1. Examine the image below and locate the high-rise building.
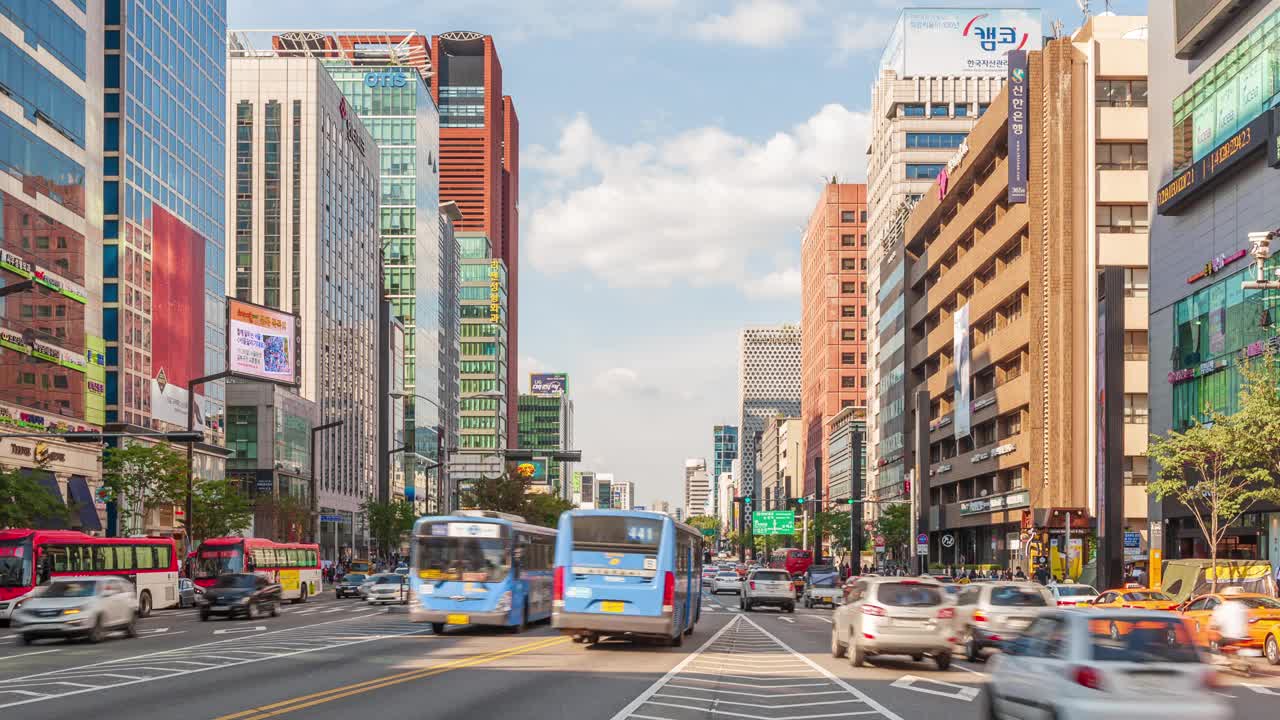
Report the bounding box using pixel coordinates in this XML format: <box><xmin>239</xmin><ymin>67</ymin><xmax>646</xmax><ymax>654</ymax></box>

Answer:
<box><xmin>101</xmin><ymin>0</ymin><xmax>229</xmax><ymax>538</ymax></box>
<box><xmin>1149</xmin><ymin>3</ymin><xmax>1280</xmax><ymax>563</ymax></box>
<box><xmin>517</xmin><ymin>377</ymin><xmax>573</xmax><ymax>494</ymax></box>
<box><xmin>827</xmin><ymin>406</ymin><xmax>866</xmax><ymax>503</ymax></box>
<box><xmin>430</xmin><ymin>31</ymin><xmax>519</xmax><ymax>446</ymax></box>
<box><xmin>737</xmin><ymin>325</ymin><xmax>801</xmax><ymax>498</ymax></box>
<box><xmin>865</xmin><ymin>9</ymin><xmax>1041</xmax><ymax>508</ymax></box>
<box><xmin>900</xmin><ymin>17</ymin><xmax>1149</xmax><ymax>577</ymax></box>
<box><xmin>711</xmin><ymin>424</ymin><xmax>737</xmax><ymax>514</ymax></box>
<box><xmin>611</xmin><ymin>479</ymin><xmax>634</xmax><ymax>511</ymax></box>
<box><xmin>0</xmin><ymin>0</ymin><xmax>106</xmax><ymax>533</ymax></box>
<box><xmin>452</xmin><ymin>232</ymin><xmax>509</xmax><ymax>485</ymax></box>
<box><xmin>717</xmin><ymin>472</ymin><xmax>735</xmax><ymax>532</ymax></box>
<box><xmin>684</xmin><ymin>458</ymin><xmax>710</xmax><ymax>518</ymax></box>
<box><xmin>574</xmin><ymin>470</ymin><xmax>596</xmax><ymax>508</ymax></box>
<box><xmin>223</xmin><ymin>30</ymin><xmax>455</xmax><ymax>514</ymax></box>
<box><xmin>596</xmin><ymin>472</ymin><xmax>614</xmax><ymax>510</ymax></box>
<box><xmin>758</xmin><ymin>416</ymin><xmax>802</xmax><ymax>510</ymax></box>
<box><xmin>225</xmin><ymin>56</ymin><xmax>381</xmax><ymax>559</ymax></box>
<box><xmin>801</xmin><ymin>183</ymin><xmax>868</xmax><ymax>502</ymax></box>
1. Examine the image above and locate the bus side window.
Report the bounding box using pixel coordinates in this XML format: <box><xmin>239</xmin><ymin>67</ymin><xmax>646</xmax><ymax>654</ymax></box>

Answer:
<box><xmin>156</xmin><ymin>545</ymin><xmax>171</xmax><ymax>570</ymax></box>
<box><xmin>136</xmin><ymin>545</ymin><xmax>157</xmax><ymax>570</ymax></box>
<box><xmin>96</xmin><ymin>546</ymin><xmax>113</xmax><ymax>571</ymax></box>
<box><xmin>307</xmin><ymin>550</ymin><xmax>317</xmax><ymax>567</ymax></box>
<box><xmin>115</xmin><ymin>546</ymin><xmax>135</xmax><ymax>571</ymax></box>
<box><xmin>46</xmin><ymin>545</ymin><xmax>70</xmax><ymax>573</ymax></box>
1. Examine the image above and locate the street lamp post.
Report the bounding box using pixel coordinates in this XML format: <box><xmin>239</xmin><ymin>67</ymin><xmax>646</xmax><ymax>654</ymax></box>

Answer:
<box><xmin>309</xmin><ymin>419</ymin><xmax>344</xmax><ymax>546</ymax></box>
<box><xmin>184</xmin><ymin>371</ymin><xmax>230</xmax><ymax>555</ymax></box>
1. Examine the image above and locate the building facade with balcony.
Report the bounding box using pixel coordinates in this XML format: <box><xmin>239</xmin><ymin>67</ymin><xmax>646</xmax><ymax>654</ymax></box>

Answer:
<box><xmin>1149</xmin><ymin>2</ymin><xmax>1280</xmax><ymax>568</ymax></box>
<box><xmin>903</xmin><ymin>18</ymin><xmax>1150</xmax><ymax>572</ymax></box>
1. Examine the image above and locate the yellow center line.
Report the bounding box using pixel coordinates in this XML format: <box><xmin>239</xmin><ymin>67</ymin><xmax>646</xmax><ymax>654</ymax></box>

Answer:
<box><xmin>212</xmin><ymin>635</ymin><xmax>570</xmax><ymax>720</ymax></box>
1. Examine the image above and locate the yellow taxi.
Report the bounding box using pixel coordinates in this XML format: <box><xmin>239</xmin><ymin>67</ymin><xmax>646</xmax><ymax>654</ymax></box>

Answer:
<box><xmin>1091</xmin><ymin>584</ymin><xmax>1180</xmax><ymax>611</ymax></box>
<box><xmin>1179</xmin><ymin>588</ymin><xmax>1280</xmax><ymax>664</ymax></box>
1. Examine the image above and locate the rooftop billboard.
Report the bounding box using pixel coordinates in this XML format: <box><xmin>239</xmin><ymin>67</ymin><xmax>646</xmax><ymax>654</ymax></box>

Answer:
<box><xmin>227</xmin><ymin>298</ymin><xmax>300</xmax><ymax>386</ymax></box>
<box><xmin>880</xmin><ymin>8</ymin><xmax>1042</xmax><ymax>78</ymax></box>
<box><xmin>530</xmin><ymin>372</ymin><xmax>568</xmax><ymax>395</ymax></box>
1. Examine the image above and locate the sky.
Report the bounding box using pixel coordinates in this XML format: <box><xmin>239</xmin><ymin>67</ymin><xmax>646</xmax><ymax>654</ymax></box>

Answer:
<box><xmin>228</xmin><ymin>0</ymin><xmax>1149</xmax><ymax>511</ymax></box>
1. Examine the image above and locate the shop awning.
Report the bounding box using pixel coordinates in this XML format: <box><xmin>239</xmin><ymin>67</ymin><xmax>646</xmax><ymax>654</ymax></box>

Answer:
<box><xmin>67</xmin><ymin>476</ymin><xmax>102</xmax><ymax>531</ymax></box>
<box><xmin>33</xmin><ymin>472</ymin><xmax>69</xmax><ymax>530</ymax></box>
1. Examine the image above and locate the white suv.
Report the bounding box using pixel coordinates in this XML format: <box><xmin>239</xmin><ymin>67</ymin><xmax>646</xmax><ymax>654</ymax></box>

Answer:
<box><xmin>832</xmin><ymin>577</ymin><xmax>955</xmax><ymax>670</ymax></box>
<box><xmin>741</xmin><ymin>569</ymin><xmax>795</xmax><ymax>612</ymax></box>
<box><xmin>11</xmin><ymin>577</ymin><xmax>139</xmax><ymax>645</ymax></box>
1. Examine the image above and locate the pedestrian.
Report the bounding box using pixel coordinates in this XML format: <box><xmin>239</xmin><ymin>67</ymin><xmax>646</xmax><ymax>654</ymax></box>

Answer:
<box><xmin>1133</xmin><ymin>564</ymin><xmax>1147</xmax><ymax>587</ymax></box>
<box><xmin>1014</xmin><ymin>566</ymin><xmax>1026</xmax><ymax>580</ymax></box>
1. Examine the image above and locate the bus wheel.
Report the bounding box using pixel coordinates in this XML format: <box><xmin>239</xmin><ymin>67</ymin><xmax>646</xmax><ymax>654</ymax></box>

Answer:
<box><xmin>293</xmin><ymin>585</ymin><xmax>309</xmax><ymax>605</ymax></box>
<box><xmin>430</xmin><ymin>622</ymin><xmax>445</xmax><ymax>635</ymax></box>
<box><xmin>138</xmin><ymin>591</ymin><xmax>152</xmax><ymax>618</ymax></box>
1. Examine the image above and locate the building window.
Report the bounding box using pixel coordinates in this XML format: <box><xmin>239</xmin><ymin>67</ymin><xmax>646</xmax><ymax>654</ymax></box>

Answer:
<box><xmin>1123</xmin><ymin>330</ymin><xmax>1148</xmax><ymax>360</ymax></box>
<box><xmin>906</xmin><ymin>163</ymin><xmax>946</xmax><ymax>180</ymax></box>
<box><xmin>262</xmin><ymin>100</ymin><xmax>282</xmax><ymax>309</ymax></box>
<box><xmin>841</xmin><ymin>258</ymin><xmax>857</xmax><ymax>270</ymax></box>
<box><xmin>841</xmin><ymin>281</ymin><xmax>857</xmax><ymax>293</ymax></box>
<box><xmin>1123</xmin><ymin>394</ymin><xmax>1148</xmax><ymax>424</ymax></box>
<box><xmin>841</xmin><ymin>352</ymin><xmax>856</xmax><ymax>365</ymax></box>
<box><xmin>841</xmin><ymin>211</ymin><xmax>857</xmax><ymax>222</ymax></box>
<box><xmin>906</xmin><ymin>132</ymin><xmax>969</xmax><ymax>149</ymax></box>
<box><xmin>291</xmin><ymin>100</ymin><xmax>302</xmax><ymax>311</ymax></box>
<box><xmin>1097</xmin><ymin>204</ymin><xmax>1149</xmax><ymax>234</ymax></box>
<box><xmin>841</xmin><ymin>329</ymin><xmax>856</xmax><ymax>341</ymax></box>
<box><xmin>978</xmin><ymin>103</ymin><xmax>990</xmax><ymax>116</ymax></box>
<box><xmin>234</xmin><ymin>101</ymin><xmax>253</xmax><ymax>301</ymax></box>
<box><xmin>1123</xmin><ymin>456</ymin><xmax>1149</xmax><ymax>485</ymax></box>
<box><xmin>955</xmin><ymin>104</ymin><xmax>970</xmax><ymax>117</ymax></box>
<box><xmin>930</xmin><ymin>105</ymin><xmax>949</xmax><ymax>117</ymax></box>
<box><xmin>861</xmin><ymin>258</ymin><xmax>867</xmax><ymax>270</ymax></box>
<box><xmin>1096</xmin><ymin>79</ymin><xmax>1148</xmax><ymax>107</ymax></box>
<box><xmin>902</xmin><ymin>104</ymin><xmax>926</xmax><ymax>117</ymax></box>
<box><xmin>861</xmin><ymin>211</ymin><xmax>866</xmax><ymax>223</ymax></box>
<box><xmin>841</xmin><ymin>376</ymin><xmax>857</xmax><ymax>388</ymax></box>
<box><xmin>1123</xmin><ymin>268</ymin><xmax>1149</xmax><ymax>298</ymax></box>
<box><xmin>1096</xmin><ymin>142</ymin><xmax>1148</xmax><ymax>170</ymax></box>
<box><xmin>841</xmin><ymin>234</ymin><xmax>856</xmax><ymax>246</ymax></box>
<box><xmin>841</xmin><ymin>306</ymin><xmax>857</xmax><ymax>318</ymax></box>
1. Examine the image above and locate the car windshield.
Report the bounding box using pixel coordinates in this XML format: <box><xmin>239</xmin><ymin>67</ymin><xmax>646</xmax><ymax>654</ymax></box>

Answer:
<box><xmin>0</xmin><ymin>538</ymin><xmax>32</xmax><ymax>588</ymax></box>
<box><xmin>809</xmin><ymin>573</ymin><xmax>838</xmax><ymax>588</ymax></box>
<box><xmin>371</xmin><ymin>574</ymin><xmax>401</xmax><ymax>584</ymax></box>
<box><xmin>877</xmin><ymin>582</ymin><xmax>943</xmax><ymax>607</ymax></box>
<box><xmin>213</xmin><ymin>575</ymin><xmax>256</xmax><ymax>589</ymax></box>
<box><xmin>342</xmin><ymin>574</ymin><xmax>366</xmax><ymax>583</ymax></box>
<box><xmin>1239</xmin><ymin>596</ymin><xmax>1280</xmax><ymax>609</ymax></box>
<box><xmin>43</xmin><ymin>580</ymin><xmax>98</xmax><ymax>598</ymax></box>
<box><xmin>990</xmin><ymin>587</ymin><xmax>1048</xmax><ymax>606</ymax></box>
<box><xmin>1088</xmin><ymin>618</ymin><xmax>1200</xmax><ymax>664</ymax></box>
<box><xmin>195</xmin><ymin>545</ymin><xmax>244</xmax><ymax>579</ymax></box>
<box><xmin>416</xmin><ymin>536</ymin><xmax>510</xmax><ymax>583</ymax></box>
<box><xmin>1055</xmin><ymin>586</ymin><xmax>1098</xmax><ymax>597</ymax></box>
<box><xmin>1123</xmin><ymin>591</ymin><xmax>1172</xmax><ymax>602</ymax></box>
<box><xmin>717</xmin><ymin>573</ymin><xmax>738</xmax><ymax>579</ymax></box>
<box><xmin>754</xmin><ymin>571</ymin><xmax>790</xmax><ymax>582</ymax></box>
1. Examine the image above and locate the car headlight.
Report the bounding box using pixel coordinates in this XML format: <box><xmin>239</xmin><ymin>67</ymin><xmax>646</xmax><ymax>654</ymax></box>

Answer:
<box><xmin>236</xmin><ymin>596</ymin><xmax>251</xmax><ymax>604</ymax></box>
<box><xmin>62</xmin><ymin>607</ymin><xmax>82</xmax><ymax>615</ymax></box>
<box><xmin>495</xmin><ymin>591</ymin><xmax>512</xmax><ymax>612</ymax></box>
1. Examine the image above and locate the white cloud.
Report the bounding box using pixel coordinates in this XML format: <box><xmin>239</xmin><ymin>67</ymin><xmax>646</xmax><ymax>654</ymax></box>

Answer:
<box><xmin>742</xmin><ymin>266</ymin><xmax>801</xmax><ymax>299</ymax></box>
<box><xmin>593</xmin><ymin>367</ymin><xmax>662</xmax><ymax>399</ymax></box>
<box><xmin>692</xmin><ymin>0</ymin><xmax>808</xmax><ymax>48</ymax></box>
<box><xmin>526</xmin><ymin>104</ymin><xmax>870</xmax><ymax>294</ymax></box>
<box><xmin>833</xmin><ymin>15</ymin><xmax>897</xmax><ymax>58</ymax></box>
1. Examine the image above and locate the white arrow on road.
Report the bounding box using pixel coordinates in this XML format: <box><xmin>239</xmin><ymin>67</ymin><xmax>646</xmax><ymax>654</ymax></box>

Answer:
<box><xmin>138</xmin><ymin>627</ymin><xmax>169</xmax><ymax>634</ymax></box>
<box><xmin>212</xmin><ymin>625</ymin><xmax>267</xmax><ymax>635</ymax></box>
<box><xmin>779</xmin><ymin>616</ymin><xmax>795</xmax><ymax>623</ymax></box>
<box><xmin>891</xmin><ymin>675</ymin><xmax>980</xmax><ymax>701</ymax></box>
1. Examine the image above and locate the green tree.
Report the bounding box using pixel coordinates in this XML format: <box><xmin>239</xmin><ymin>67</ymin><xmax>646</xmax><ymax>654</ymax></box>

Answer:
<box><xmin>362</xmin><ymin>498</ymin><xmax>417</xmax><ymax>559</ymax></box>
<box><xmin>523</xmin><ymin>492</ymin><xmax>575</xmax><ymax>528</ymax></box>
<box><xmin>102</xmin><ymin>442</ymin><xmax>187</xmax><ymax>536</ymax></box>
<box><xmin>184</xmin><ymin>479</ymin><xmax>252</xmax><ymax>543</ymax></box>
<box><xmin>1148</xmin><ymin>357</ymin><xmax>1280</xmax><ymax>588</ymax></box>
<box><xmin>256</xmin><ymin>492</ymin><xmax>312</xmax><ymax>543</ymax></box>
<box><xmin>876</xmin><ymin>503</ymin><xmax>911</xmax><ymax>560</ymax></box>
<box><xmin>0</xmin><ymin>464</ymin><xmax>69</xmax><ymax>529</ymax></box>
<box><xmin>814</xmin><ymin>510</ymin><xmax>851</xmax><ymax>553</ymax></box>
<box><xmin>685</xmin><ymin>515</ymin><xmax>719</xmax><ymax>537</ymax></box>
<box><xmin>459</xmin><ymin>468</ymin><xmax>530</xmax><ymax>514</ymax></box>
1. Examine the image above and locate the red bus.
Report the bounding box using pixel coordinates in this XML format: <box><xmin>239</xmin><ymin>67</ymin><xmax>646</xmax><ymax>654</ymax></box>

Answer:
<box><xmin>769</xmin><ymin>548</ymin><xmax>814</xmax><ymax>576</ymax></box>
<box><xmin>0</xmin><ymin>529</ymin><xmax>180</xmax><ymax>620</ymax></box>
<box><xmin>194</xmin><ymin>537</ymin><xmax>322</xmax><ymax>602</ymax></box>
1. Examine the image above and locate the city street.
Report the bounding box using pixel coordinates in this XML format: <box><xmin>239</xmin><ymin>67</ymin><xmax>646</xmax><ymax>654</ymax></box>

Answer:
<box><xmin>2</xmin><ymin>590</ymin><xmax>1276</xmax><ymax>719</ymax></box>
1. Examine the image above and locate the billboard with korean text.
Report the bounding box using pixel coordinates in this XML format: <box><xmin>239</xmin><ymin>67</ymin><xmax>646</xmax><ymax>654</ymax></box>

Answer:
<box><xmin>880</xmin><ymin>9</ymin><xmax>1042</xmax><ymax>78</ymax></box>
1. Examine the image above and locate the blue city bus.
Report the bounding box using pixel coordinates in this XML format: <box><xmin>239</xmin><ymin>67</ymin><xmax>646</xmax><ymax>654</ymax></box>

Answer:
<box><xmin>408</xmin><ymin>511</ymin><xmax>556</xmax><ymax>634</ymax></box>
<box><xmin>552</xmin><ymin>509</ymin><xmax>702</xmax><ymax>646</ymax></box>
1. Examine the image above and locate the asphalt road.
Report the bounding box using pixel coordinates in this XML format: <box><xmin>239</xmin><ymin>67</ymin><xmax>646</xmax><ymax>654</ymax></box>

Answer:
<box><xmin>1</xmin><ymin>590</ymin><xmax>1275</xmax><ymax>719</ymax></box>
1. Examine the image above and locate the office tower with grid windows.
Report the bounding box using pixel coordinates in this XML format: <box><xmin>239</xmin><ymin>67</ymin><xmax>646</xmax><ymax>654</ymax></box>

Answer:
<box><xmin>711</xmin><ymin>424</ymin><xmax>736</xmax><ymax>515</ymax></box>
<box><xmin>517</xmin><ymin>382</ymin><xmax>573</xmax><ymax>494</ymax></box>
<box><xmin>0</xmin><ymin>0</ymin><xmax>107</xmax><ymax>532</ymax></box>
<box><xmin>430</xmin><ymin>31</ymin><xmax>519</xmax><ymax>448</ymax></box>
<box><xmin>684</xmin><ymin>458</ymin><xmax>710</xmax><ymax>518</ymax></box>
<box><xmin>737</xmin><ymin>325</ymin><xmax>801</xmax><ymax>499</ymax></box>
<box><xmin>225</xmin><ymin>56</ymin><xmax>381</xmax><ymax>557</ymax></box>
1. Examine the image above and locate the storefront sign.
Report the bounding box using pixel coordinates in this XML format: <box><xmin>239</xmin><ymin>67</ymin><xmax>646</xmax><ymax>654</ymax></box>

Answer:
<box><xmin>363</xmin><ymin>70</ymin><xmax>408</xmax><ymax>88</ymax></box>
<box><xmin>1168</xmin><ymin>357</ymin><xmax>1229</xmax><ymax>384</ymax></box>
<box><xmin>0</xmin><ymin>323</ymin><xmax>87</xmax><ymax>373</ymax></box>
<box><xmin>0</xmin><ymin>402</ymin><xmax>91</xmax><ymax>435</ymax></box>
<box><xmin>489</xmin><ymin>260</ymin><xmax>501</xmax><ymax>324</ymax></box>
<box><xmin>937</xmin><ymin>463</ymin><xmax>952</xmax><ymax>473</ymax></box>
<box><xmin>971</xmin><ymin>451</ymin><xmax>990</xmax><ymax>463</ymax></box>
<box><xmin>960</xmin><ymin>490</ymin><xmax>1030</xmax><ymax>516</ymax></box>
<box><xmin>991</xmin><ymin>443</ymin><xmax>1015</xmax><ymax>457</ymax></box>
<box><xmin>336</xmin><ymin>98</ymin><xmax>367</xmax><ymax>156</ymax></box>
<box><xmin>1241</xmin><ymin>334</ymin><xmax>1280</xmax><ymax>360</ymax></box>
<box><xmin>1158</xmin><ymin>110</ymin><xmax>1273</xmax><ymax>215</ymax></box>
<box><xmin>0</xmin><ymin>250</ymin><xmax>86</xmax><ymax>304</ymax></box>
<box><xmin>1187</xmin><ymin>248</ymin><xmax>1248</xmax><ymax>283</ymax></box>
<box><xmin>1006</xmin><ymin>50</ymin><xmax>1029</xmax><ymax>204</ymax></box>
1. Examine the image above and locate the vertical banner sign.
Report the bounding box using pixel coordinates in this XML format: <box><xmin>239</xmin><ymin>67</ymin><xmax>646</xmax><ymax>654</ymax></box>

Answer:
<box><xmin>953</xmin><ymin>303</ymin><xmax>971</xmax><ymax>439</ymax></box>
<box><xmin>1007</xmin><ymin>50</ymin><xmax>1029</xmax><ymax>204</ymax></box>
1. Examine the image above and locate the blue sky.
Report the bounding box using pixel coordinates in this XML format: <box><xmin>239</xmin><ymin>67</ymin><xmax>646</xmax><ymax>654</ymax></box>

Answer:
<box><xmin>229</xmin><ymin>0</ymin><xmax>1149</xmax><ymax>510</ymax></box>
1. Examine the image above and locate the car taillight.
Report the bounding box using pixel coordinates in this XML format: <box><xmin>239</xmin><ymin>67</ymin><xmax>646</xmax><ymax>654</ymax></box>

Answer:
<box><xmin>553</xmin><ymin>566</ymin><xmax>565</xmax><ymax>606</ymax></box>
<box><xmin>1058</xmin><ymin>600</ymin><xmax>1074</xmax><ymax>606</ymax></box>
<box><xmin>1121</xmin><ymin>604</ymin><xmax>1134</xmax><ymax>609</ymax></box>
<box><xmin>973</xmin><ymin>610</ymin><xmax>988</xmax><ymax>623</ymax></box>
<box><xmin>938</xmin><ymin>607</ymin><xmax>955</xmax><ymax>619</ymax></box>
<box><xmin>862</xmin><ymin>604</ymin><xmax>886</xmax><ymax>617</ymax></box>
<box><xmin>749</xmin><ymin>581</ymin><xmax>756</xmax><ymax>590</ymax></box>
<box><xmin>1073</xmin><ymin>666</ymin><xmax>1106</xmax><ymax>691</ymax></box>
<box><xmin>662</xmin><ymin>571</ymin><xmax>675</xmax><ymax>613</ymax></box>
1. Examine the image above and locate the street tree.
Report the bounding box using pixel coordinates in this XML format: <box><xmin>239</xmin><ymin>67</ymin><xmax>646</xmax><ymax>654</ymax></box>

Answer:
<box><xmin>184</xmin><ymin>479</ymin><xmax>252</xmax><ymax>543</ymax></box>
<box><xmin>256</xmin><ymin>492</ymin><xmax>311</xmax><ymax>542</ymax></box>
<box><xmin>459</xmin><ymin>468</ymin><xmax>529</xmax><ymax>515</ymax></box>
<box><xmin>875</xmin><ymin>503</ymin><xmax>911</xmax><ymax>561</ymax></box>
<box><xmin>523</xmin><ymin>492</ymin><xmax>574</xmax><ymax>528</ymax></box>
<box><xmin>362</xmin><ymin>498</ymin><xmax>417</xmax><ymax>560</ymax></box>
<box><xmin>1148</xmin><ymin>357</ymin><xmax>1280</xmax><ymax>588</ymax></box>
<box><xmin>102</xmin><ymin>442</ymin><xmax>187</xmax><ymax>536</ymax></box>
<box><xmin>0</xmin><ymin>464</ymin><xmax>69</xmax><ymax>529</ymax></box>
<box><xmin>684</xmin><ymin>515</ymin><xmax>718</xmax><ymax>537</ymax></box>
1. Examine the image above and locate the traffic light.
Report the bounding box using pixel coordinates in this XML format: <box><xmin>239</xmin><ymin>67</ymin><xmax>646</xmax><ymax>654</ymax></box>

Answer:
<box><xmin>743</xmin><ymin>495</ymin><xmax>753</xmax><ymax>507</ymax></box>
<box><xmin>846</xmin><ymin>498</ymin><xmax>856</xmax><ymax>505</ymax></box>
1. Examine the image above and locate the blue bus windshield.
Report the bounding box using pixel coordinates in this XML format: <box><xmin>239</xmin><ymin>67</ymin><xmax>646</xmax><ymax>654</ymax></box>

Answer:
<box><xmin>570</xmin><ymin>516</ymin><xmax>662</xmax><ymax>552</ymax></box>
<box><xmin>416</xmin><ymin>536</ymin><xmax>509</xmax><ymax>583</ymax></box>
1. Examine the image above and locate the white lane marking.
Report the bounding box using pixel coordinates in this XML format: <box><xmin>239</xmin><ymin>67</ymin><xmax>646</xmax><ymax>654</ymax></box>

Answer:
<box><xmin>738</xmin><ymin>614</ymin><xmax>907</xmax><ymax>720</ymax></box>
<box><xmin>1244</xmin><ymin>683</ymin><xmax>1280</xmax><ymax>695</ymax></box>
<box><xmin>804</xmin><ymin>615</ymin><xmax>833</xmax><ymax>624</ymax></box>
<box><xmin>0</xmin><ymin>649</ymin><xmax>61</xmax><ymax>662</ymax></box>
<box><xmin>212</xmin><ymin>625</ymin><xmax>267</xmax><ymax>635</ymax></box>
<box><xmin>138</xmin><ymin>627</ymin><xmax>169</xmax><ymax>634</ymax></box>
<box><xmin>779</xmin><ymin>617</ymin><xmax>796</xmax><ymax>623</ymax></box>
<box><xmin>137</xmin><ymin>631</ymin><xmax>187</xmax><ymax>641</ymax></box>
<box><xmin>890</xmin><ymin>675</ymin><xmax>981</xmax><ymax>701</ymax></box>
<box><xmin>951</xmin><ymin>661</ymin><xmax>986</xmax><ymax>676</ymax></box>
<box><xmin>606</xmin><ymin>616</ymin><xmax>742</xmax><ymax>720</ymax></box>
<box><xmin>0</xmin><ymin>634</ymin><xmax>17</xmax><ymax>640</ymax></box>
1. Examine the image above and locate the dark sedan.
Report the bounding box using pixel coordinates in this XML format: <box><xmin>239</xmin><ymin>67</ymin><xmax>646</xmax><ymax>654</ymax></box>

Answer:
<box><xmin>199</xmin><ymin>573</ymin><xmax>281</xmax><ymax>620</ymax></box>
<box><xmin>335</xmin><ymin>573</ymin><xmax>367</xmax><ymax>599</ymax></box>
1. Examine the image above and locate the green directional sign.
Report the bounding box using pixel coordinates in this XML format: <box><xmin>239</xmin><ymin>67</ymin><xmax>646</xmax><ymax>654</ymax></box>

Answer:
<box><xmin>752</xmin><ymin>510</ymin><xmax>796</xmax><ymax>536</ymax></box>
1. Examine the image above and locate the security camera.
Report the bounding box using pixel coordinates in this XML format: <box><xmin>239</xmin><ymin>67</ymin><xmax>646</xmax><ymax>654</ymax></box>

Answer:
<box><xmin>1250</xmin><ymin>231</ymin><xmax>1273</xmax><ymax>261</ymax></box>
